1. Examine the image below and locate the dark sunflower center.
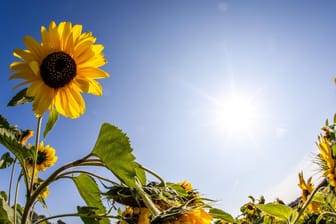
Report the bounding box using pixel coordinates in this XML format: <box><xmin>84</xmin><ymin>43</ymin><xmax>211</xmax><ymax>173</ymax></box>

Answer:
<box><xmin>36</xmin><ymin>151</ymin><xmax>47</xmax><ymax>165</ymax></box>
<box><xmin>40</xmin><ymin>51</ymin><xmax>77</xmax><ymax>88</ymax></box>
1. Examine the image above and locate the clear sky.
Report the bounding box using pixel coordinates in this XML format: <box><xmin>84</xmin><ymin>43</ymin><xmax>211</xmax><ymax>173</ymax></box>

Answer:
<box><xmin>1</xmin><ymin>0</ymin><xmax>336</xmax><ymax>220</ymax></box>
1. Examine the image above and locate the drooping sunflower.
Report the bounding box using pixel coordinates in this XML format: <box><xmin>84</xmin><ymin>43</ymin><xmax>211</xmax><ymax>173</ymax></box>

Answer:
<box><xmin>26</xmin><ymin>142</ymin><xmax>58</xmax><ymax>171</ymax></box>
<box><xmin>118</xmin><ymin>207</ymin><xmax>151</xmax><ymax>224</ymax></box>
<box><xmin>297</xmin><ymin>172</ymin><xmax>320</xmax><ymax>213</ymax></box>
<box><xmin>10</xmin><ymin>21</ymin><xmax>109</xmax><ymax>118</ymax></box>
<box><xmin>163</xmin><ymin>209</ymin><xmax>212</xmax><ymax>224</ymax></box>
<box><xmin>316</xmin><ymin>135</ymin><xmax>336</xmax><ymax>187</ymax></box>
<box><xmin>178</xmin><ymin>180</ymin><xmax>193</xmax><ymax>192</ymax></box>
<box><xmin>298</xmin><ymin>171</ymin><xmax>314</xmax><ymax>202</ymax></box>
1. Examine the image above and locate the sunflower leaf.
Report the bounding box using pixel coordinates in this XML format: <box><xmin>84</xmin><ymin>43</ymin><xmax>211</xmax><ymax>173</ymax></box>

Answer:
<box><xmin>73</xmin><ymin>174</ymin><xmax>109</xmax><ymax>224</ymax></box>
<box><xmin>0</xmin><ymin>114</ymin><xmax>33</xmax><ymax>166</ymax></box>
<box><xmin>7</xmin><ymin>88</ymin><xmax>34</xmax><ymax>107</ymax></box>
<box><xmin>0</xmin><ymin>152</ymin><xmax>14</xmax><ymax>169</ymax></box>
<box><xmin>91</xmin><ymin>123</ymin><xmax>146</xmax><ymax>188</ymax></box>
<box><xmin>43</xmin><ymin>110</ymin><xmax>58</xmax><ymax>139</ymax></box>
<box><xmin>256</xmin><ymin>203</ymin><xmax>292</xmax><ymax>221</ymax></box>
<box><xmin>209</xmin><ymin>208</ymin><xmax>237</xmax><ymax>223</ymax></box>
<box><xmin>0</xmin><ymin>193</ymin><xmax>26</xmax><ymax>224</ymax></box>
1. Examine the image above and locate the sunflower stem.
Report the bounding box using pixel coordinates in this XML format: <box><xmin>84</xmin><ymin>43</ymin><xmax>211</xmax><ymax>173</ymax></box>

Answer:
<box><xmin>21</xmin><ymin>154</ymin><xmax>91</xmax><ymax>224</ymax></box>
<box><xmin>291</xmin><ymin>183</ymin><xmax>324</xmax><ymax>224</ymax></box>
<box><xmin>29</xmin><ymin>116</ymin><xmax>42</xmax><ymax>194</ymax></box>
<box><xmin>8</xmin><ymin>158</ymin><xmax>17</xmax><ymax>205</ymax></box>
<box><xmin>13</xmin><ymin>173</ymin><xmax>22</xmax><ymax>224</ymax></box>
<box><xmin>134</xmin><ymin>176</ymin><xmax>161</xmax><ymax>217</ymax></box>
<box><xmin>32</xmin><ymin>212</ymin><xmax>118</xmax><ymax>224</ymax></box>
<box><xmin>137</xmin><ymin>163</ymin><xmax>166</xmax><ymax>187</ymax></box>
<box><xmin>57</xmin><ymin>170</ymin><xmax>119</xmax><ymax>185</ymax></box>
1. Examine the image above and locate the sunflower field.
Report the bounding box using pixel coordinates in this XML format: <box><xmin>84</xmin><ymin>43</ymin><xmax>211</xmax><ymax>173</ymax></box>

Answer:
<box><xmin>2</xmin><ymin>21</ymin><xmax>336</xmax><ymax>224</ymax></box>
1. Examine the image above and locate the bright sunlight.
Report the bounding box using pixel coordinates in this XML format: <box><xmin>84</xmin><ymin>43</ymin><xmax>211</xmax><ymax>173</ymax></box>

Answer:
<box><xmin>209</xmin><ymin>88</ymin><xmax>265</xmax><ymax>139</ymax></box>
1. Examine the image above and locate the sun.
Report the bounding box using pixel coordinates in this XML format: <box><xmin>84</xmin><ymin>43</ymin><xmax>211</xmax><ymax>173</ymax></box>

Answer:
<box><xmin>185</xmin><ymin>80</ymin><xmax>265</xmax><ymax>139</ymax></box>
<box><xmin>215</xmin><ymin>93</ymin><xmax>259</xmax><ymax>135</ymax></box>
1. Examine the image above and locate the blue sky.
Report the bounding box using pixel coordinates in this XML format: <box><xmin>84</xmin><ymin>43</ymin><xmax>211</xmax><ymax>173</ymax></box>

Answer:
<box><xmin>1</xmin><ymin>0</ymin><xmax>336</xmax><ymax>220</ymax></box>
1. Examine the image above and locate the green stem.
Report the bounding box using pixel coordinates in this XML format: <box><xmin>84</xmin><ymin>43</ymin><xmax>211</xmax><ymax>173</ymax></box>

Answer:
<box><xmin>13</xmin><ymin>174</ymin><xmax>22</xmax><ymax>224</ymax></box>
<box><xmin>29</xmin><ymin>116</ymin><xmax>42</xmax><ymax>194</ymax></box>
<box><xmin>137</xmin><ymin>163</ymin><xmax>166</xmax><ymax>187</ymax></box>
<box><xmin>57</xmin><ymin>170</ymin><xmax>119</xmax><ymax>185</ymax></box>
<box><xmin>8</xmin><ymin>158</ymin><xmax>17</xmax><ymax>205</ymax></box>
<box><xmin>319</xmin><ymin>211</ymin><xmax>336</xmax><ymax>220</ymax></box>
<box><xmin>32</xmin><ymin>212</ymin><xmax>118</xmax><ymax>224</ymax></box>
<box><xmin>21</xmin><ymin>154</ymin><xmax>91</xmax><ymax>224</ymax></box>
<box><xmin>134</xmin><ymin>176</ymin><xmax>161</xmax><ymax>217</ymax></box>
<box><xmin>291</xmin><ymin>184</ymin><xmax>324</xmax><ymax>224</ymax></box>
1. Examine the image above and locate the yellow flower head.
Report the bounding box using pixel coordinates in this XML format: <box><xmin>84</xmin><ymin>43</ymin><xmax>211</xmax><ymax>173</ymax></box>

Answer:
<box><xmin>297</xmin><ymin>172</ymin><xmax>314</xmax><ymax>202</ymax></box>
<box><xmin>178</xmin><ymin>180</ymin><xmax>193</xmax><ymax>192</ymax></box>
<box><xmin>317</xmin><ymin>135</ymin><xmax>336</xmax><ymax>187</ymax></box>
<box><xmin>27</xmin><ymin>142</ymin><xmax>58</xmax><ymax>171</ymax></box>
<box><xmin>20</xmin><ymin>129</ymin><xmax>34</xmax><ymax>145</ymax></box>
<box><xmin>10</xmin><ymin>21</ymin><xmax>109</xmax><ymax>118</ymax></box>
<box><xmin>119</xmin><ymin>207</ymin><xmax>151</xmax><ymax>224</ymax></box>
<box><xmin>40</xmin><ymin>186</ymin><xmax>49</xmax><ymax>200</ymax></box>
<box><xmin>164</xmin><ymin>209</ymin><xmax>212</xmax><ymax>224</ymax></box>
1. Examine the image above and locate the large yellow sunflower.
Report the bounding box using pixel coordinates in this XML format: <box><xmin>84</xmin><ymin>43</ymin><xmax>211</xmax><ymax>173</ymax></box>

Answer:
<box><xmin>10</xmin><ymin>21</ymin><xmax>109</xmax><ymax>118</ymax></box>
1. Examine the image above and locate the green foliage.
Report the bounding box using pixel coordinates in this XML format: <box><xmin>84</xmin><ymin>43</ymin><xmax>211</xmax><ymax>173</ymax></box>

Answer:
<box><xmin>7</xmin><ymin>88</ymin><xmax>34</xmax><ymax>107</ymax></box>
<box><xmin>77</xmin><ymin>206</ymin><xmax>102</xmax><ymax>224</ymax></box>
<box><xmin>0</xmin><ymin>193</ymin><xmax>25</xmax><ymax>224</ymax></box>
<box><xmin>209</xmin><ymin>208</ymin><xmax>237</xmax><ymax>223</ymax></box>
<box><xmin>91</xmin><ymin>123</ymin><xmax>146</xmax><ymax>188</ymax></box>
<box><xmin>43</xmin><ymin>110</ymin><xmax>58</xmax><ymax>139</ymax></box>
<box><xmin>73</xmin><ymin>174</ymin><xmax>110</xmax><ymax>224</ymax></box>
<box><xmin>0</xmin><ymin>114</ymin><xmax>33</xmax><ymax>166</ymax></box>
<box><xmin>0</xmin><ymin>152</ymin><xmax>14</xmax><ymax>169</ymax></box>
<box><xmin>104</xmin><ymin>181</ymin><xmax>188</xmax><ymax>209</ymax></box>
<box><xmin>256</xmin><ymin>203</ymin><xmax>292</xmax><ymax>221</ymax></box>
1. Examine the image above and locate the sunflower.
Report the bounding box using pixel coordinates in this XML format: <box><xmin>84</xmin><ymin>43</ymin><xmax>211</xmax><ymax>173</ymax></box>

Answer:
<box><xmin>119</xmin><ymin>207</ymin><xmax>151</xmax><ymax>224</ymax></box>
<box><xmin>40</xmin><ymin>185</ymin><xmax>49</xmax><ymax>200</ymax></box>
<box><xmin>10</xmin><ymin>21</ymin><xmax>109</xmax><ymax>118</ymax></box>
<box><xmin>163</xmin><ymin>209</ymin><xmax>212</xmax><ymax>224</ymax></box>
<box><xmin>178</xmin><ymin>180</ymin><xmax>193</xmax><ymax>192</ymax></box>
<box><xmin>316</xmin><ymin>135</ymin><xmax>336</xmax><ymax>187</ymax></box>
<box><xmin>297</xmin><ymin>172</ymin><xmax>321</xmax><ymax>213</ymax></box>
<box><xmin>18</xmin><ymin>129</ymin><xmax>34</xmax><ymax>145</ymax></box>
<box><xmin>298</xmin><ymin>172</ymin><xmax>314</xmax><ymax>202</ymax></box>
<box><xmin>26</xmin><ymin>142</ymin><xmax>58</xmax><ymax>171</ymax></box>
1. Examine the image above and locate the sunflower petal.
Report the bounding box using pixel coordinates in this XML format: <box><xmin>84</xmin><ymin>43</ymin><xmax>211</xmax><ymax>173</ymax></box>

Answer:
<box><xmin>32</xmin><ymin>86</ymin><xmax>54</xmax><ymax>116</ymax></box>
<box><xmin>23</xmin><ymin>36</ymin><xmax>42</xmax><ymax>61</ymax></box>
<box><xmin>77</xmin><ymin>67</ymin><xmax>109</xmax><ymax>79</ymax></box>
<box><xmin>74</xmin><ymin>78</ymin><xmax>102</xmax><ymax>96</ymax></box>
<box><xmin>55</xmin><ymin>86</ymin><xmax>85</xmax><ymax>118</ymax></box>
<box><xmin>29</xmin><ymin>61</ymin><xmax>40</xmax><ymax>76</ymax></box>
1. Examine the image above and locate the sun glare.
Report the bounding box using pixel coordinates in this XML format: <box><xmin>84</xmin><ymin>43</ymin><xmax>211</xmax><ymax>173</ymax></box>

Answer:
<box><xmin>186</xmin><ymin>81</ymin><xmax>264</xmax><ymax>139</ymax></box>
<box><xmin>216</xmin><ymin>95</ymin><xmax>258</xmax><ymax>135</ymax></box>
<box><xmin>205</xmin><ymin>87</ymin><xmax>265</xmax><ymax>140</ymax></box>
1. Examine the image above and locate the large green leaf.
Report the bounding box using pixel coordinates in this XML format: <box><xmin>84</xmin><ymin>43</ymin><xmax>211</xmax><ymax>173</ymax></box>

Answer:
<box><xmin>0</xmin><ymin>193</ymin><xmax>25</xmax><ymax>224</ymax></box>
<box><xmin>256</xmin><ymin>203</ymin><xmax>292</xmax><ymax>221</ymax></box>
<box><xmin>43</xmin><ymin>110</ymin><xmax>58</xmax><ymax>139</ymax></box>
<box><xmin>73</xmin><ymin>174</ymin><xmax>109</xmax><ymax>224</ymax></box>
<box><xmin>209</xmin><ymin>208</ymin><xmax>237</xmax><ymax>223</ymax></box>
<box><xmin>7</xmin><ymin>88</ymin><xmax>34</xmax><ymax>107</ymax></box>
<box><xmin>0</xmin><ymin>114</ymin><xmax>33</xmax><ymax>165</ymax></box>
<box><xmin>76</xmin><ymin>206</ymin><xmax>101</xmax><ymax>224</ymax></box>
<box><xmin>91</xmin><ymin>123</ymin><xmax>146</xmax><ymax>188</ymax></box>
